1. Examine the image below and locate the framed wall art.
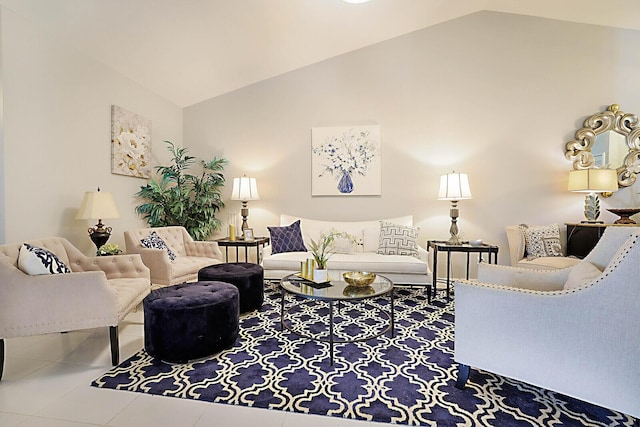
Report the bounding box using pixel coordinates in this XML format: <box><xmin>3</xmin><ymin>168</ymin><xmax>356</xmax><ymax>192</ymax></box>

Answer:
<box><xmin>311</xmin><ymin>125</ymin><xmax>381</xmax><ymax>196</ymax></box>
<box><xmin>111</xmin><ymin>105</ymin><xmax>152</xmax><ymax>178</ymax></box>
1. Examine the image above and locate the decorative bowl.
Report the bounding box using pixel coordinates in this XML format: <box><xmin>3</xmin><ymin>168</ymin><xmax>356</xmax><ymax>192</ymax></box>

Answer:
<box><xmin>607</xmin><ymin>208</ymin><xmax>640</xmax><ymax>224</ymax></box>
<box><xmin>343</xmin><ymin>271</ymin><xmax>376</xmax><ymax>286</ymax></box>
<box><xmin>343</xmin><ymin>284</ymin><xmax>375</xmax><ymax>297</ymax></box>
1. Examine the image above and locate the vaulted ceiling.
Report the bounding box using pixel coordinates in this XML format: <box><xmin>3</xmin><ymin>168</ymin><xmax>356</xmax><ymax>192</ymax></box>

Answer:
<box><xmin>2</xmin><ymin>0</ymin><xmax>639</xmax><ymax>107</ymax></box>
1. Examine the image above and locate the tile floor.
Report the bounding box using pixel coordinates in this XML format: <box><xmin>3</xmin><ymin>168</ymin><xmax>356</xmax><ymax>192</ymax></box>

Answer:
<box><xmin>0</xmin><ymin>308</ymin><xmax>390</xmax><ymax>427</ymax></box>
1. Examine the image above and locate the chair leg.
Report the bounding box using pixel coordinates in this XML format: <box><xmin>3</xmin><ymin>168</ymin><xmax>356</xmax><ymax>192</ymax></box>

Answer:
<box><xmin>455</xmin><ymin>363</ymin><xmax>470</xmax><ymax>389</ymax></box>
<box><xmin>0</xmin><ymin>339</ymin><xmax>4</xmax><ymax>381</ymax></box>
<box><xmin>109</xmin><ymin>326</ymin><xmax>119</xmax><ymax>366</ymax></box>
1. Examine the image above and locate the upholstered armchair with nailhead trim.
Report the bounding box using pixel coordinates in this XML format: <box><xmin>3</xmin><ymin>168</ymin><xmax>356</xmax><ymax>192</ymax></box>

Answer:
<box><xmin>454</xmin><ymin>227</ymin><xmax>640</xmax><ymax>419</ymax></box>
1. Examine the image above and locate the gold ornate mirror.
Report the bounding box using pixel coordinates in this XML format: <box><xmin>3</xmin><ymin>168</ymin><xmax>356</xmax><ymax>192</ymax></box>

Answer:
<box><xmin>565</xmin><ymin>104</ymin><xmax>640</xmax><ymax>187</ymax></box>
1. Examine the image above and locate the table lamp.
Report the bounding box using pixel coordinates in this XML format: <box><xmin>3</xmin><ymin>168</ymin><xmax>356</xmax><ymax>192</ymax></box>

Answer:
<box><xmin>437</xmin><ymin>171</ymin><xmax>472</xmax><ymax>245</ymax></box>
<box><xmin>568</xmin><ymin>168</ymin><xmax>618</xmax><ymax>223</ymax></box>
<box><xmin>231</xmin><ymin>176</ymin><xmax>260</xmax><ymax>233</ymax></box>
<box><xmin>76</xmin><ymin>188</ymin><xmax>121</xmax><ymax>250</ymax></box>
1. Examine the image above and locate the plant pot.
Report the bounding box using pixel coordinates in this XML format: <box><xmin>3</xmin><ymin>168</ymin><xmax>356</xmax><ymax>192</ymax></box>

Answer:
<box><xmin>313</xmin><ymin>268</ymin><xmax>328</xmax><ymax>283</ymax></box>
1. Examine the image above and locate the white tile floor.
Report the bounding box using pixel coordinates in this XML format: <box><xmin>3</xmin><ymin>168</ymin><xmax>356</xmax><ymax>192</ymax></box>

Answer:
<box><xmin>0</xmin><ymin>309</ymin><xmax>390</xmax><ymax>427</ymax></box>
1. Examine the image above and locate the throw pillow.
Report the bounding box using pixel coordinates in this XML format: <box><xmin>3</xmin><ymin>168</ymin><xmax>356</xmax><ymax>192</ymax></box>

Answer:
<box><xmin>268</xmin><ymin>220</ymin><xmax>308</xmax><ymax>254</ymax></box>
<box><xmin>329</xmin><ymin>229</ymin><xmax>358</xmax><ymax>254</ymax></box>
<box><xmin>564</xmin><ymin>261</ymin><xmax>602</xmax><ymax>290</ymax></box>
<box><xmin>18</xmin><ymin>243</ymin><xmax>71</xmax><ymax>275</ymax></box>
<box><xmin>377</xmin><ymin>221</ymin><xmax>420</xmax><ymax>257</ymax></box>
<box><xmin>140</xmin><ymin>231</ymin><xmax>177</xmax><ymax>261</ymax></box>
<box><xmin>519</xmin><ymin>223</ymin><xmax>563</xmax><ymax>259</ymax></box>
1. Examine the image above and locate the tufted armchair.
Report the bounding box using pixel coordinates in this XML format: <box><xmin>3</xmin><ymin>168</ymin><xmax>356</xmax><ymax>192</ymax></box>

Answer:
<box><xmin>0</xmin><ymin>237</ymin><xmax>151</xmax><ymax>380</ymax></box>
<box><xmin>124</xmin><ymin>226</ymin><xmax>223</xmax><ymax>287</ymax></box>
<box><xmin>454</xmin><ymin>227</ymin><xmax>640</xmax><ymax>419</ymax></box>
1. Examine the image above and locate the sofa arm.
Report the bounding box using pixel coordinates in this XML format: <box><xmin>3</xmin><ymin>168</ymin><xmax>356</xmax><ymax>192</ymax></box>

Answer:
<box><xmin>0</xmin><ymin>261</ymin><xmax>120</xmax><ymax>337</ymax></box>
<box><xmin>262</xmin><ymin>244</ymin><xmax>272</xmax><ymax>258</ymax></box>
<box><xmin>136</xmin><ymin>247</ymin><xmax>171</xmax><ymax>277</ymax></box>
<box><xmin>72</xmin><ymin>254</ymin><xmax>150</xmax><ymax>280</ymax></box>
<box><xmin>476</xmin><ymin>263</ymin><xmax>568</xmax><ymax>291</ymax></box>
<box><xmin>184</xmin><ymin>240</ymin><xmax>223</xmax><ymax>259</ymax></box>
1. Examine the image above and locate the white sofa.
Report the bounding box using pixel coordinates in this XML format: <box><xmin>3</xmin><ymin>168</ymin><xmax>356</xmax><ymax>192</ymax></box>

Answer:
<box><xmin>262</xmin><ymin>214</ymin><xmax>431</xmax><ymax>286</ymax></box>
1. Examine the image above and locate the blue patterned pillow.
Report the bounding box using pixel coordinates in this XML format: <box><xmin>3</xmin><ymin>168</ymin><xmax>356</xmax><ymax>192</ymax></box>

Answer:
<box><xmin>268</xmin><ymin>220</ymin><xmax>307</xmax><ymax>255</ymax></box>
<box><xmin>18</xmin><ymin>243</ymin><xmax>71</xmax><ymax>275</ymax></box>
<box><xmin>140</xmin><ymin>231</ymin><xmax>177</xmax><ymax>261</ymax></box>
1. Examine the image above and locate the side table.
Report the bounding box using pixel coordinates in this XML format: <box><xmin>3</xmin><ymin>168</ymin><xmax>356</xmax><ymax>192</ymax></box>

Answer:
<box><xmin>427</xmin><ymin>240</ymin><xmax>499</xmax><ymax>299</ymax></box>
<box><xmin>214</xmin><ymin>237</ymin><xmax>270</xmax><ymax>264</ymax></box>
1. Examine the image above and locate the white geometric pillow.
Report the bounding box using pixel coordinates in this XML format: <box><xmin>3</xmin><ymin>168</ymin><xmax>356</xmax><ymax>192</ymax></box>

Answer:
<box><xmin>18</xmin><ymin>243</ymin><xmax>71</xmax><ymax>275</ymax></box>
<box><xmin>519</xmin><ymin>223</ymin><xmax>563</xmax><ymax>259</ymax></box>
<box><xmin>377</xmin><ymin>221</ymin><xmax>420</xmax><ymax>258</ymax></box>
<box><xmin>140</xmin><ymin>231</ymin><xmax>177</xmax><ymax>261</ymax></box>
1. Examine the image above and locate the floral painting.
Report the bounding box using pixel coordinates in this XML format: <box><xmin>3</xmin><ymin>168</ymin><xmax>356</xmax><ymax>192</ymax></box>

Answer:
<box><xmin>311</xmin><ymin>125</ymin><xmax>381</xmax><ymax>196</ymax></box>
<box><xmin>111</xmin><ymin>105</ymin><xmax>151</xmax><ymax>178</ymax></box>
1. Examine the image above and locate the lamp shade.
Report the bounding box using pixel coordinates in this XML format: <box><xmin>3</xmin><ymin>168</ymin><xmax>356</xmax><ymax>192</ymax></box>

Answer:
<box><xmin>231</xmin><ymin>176</ymin><xmax>260</xmax><ymax>201</ymax></box>
<box><xmin>568</xmin><ymin>169</ymin><xmax>618</xmax><ymax>193</ymax></box>
<box><xmin>437</xmin><ymin>172</ymin><xmax>472</xmax><ymax>200</ymax></box>
<box><xmin>75</xmin><ymin>190</ymin><xmax>120</xmax><ymax>220</ymax></box>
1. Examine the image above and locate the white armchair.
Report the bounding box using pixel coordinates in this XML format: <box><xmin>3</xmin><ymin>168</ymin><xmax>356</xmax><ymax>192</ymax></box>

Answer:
<box><xmin>505</xmin><ymin>224</ymin><xmax>580</xmax><ymax>270</ymax></box>
<box><xmin>124</xmin><ymin>226</ymin><xmax>223</xmax><ymax>286</ymax></box>
<box><xmin>454</xmin><ymin>227</ymin><xmax>640</xmax><ymax>419</ymax></box>
<box><xmin>0</xmin><ymin>237</ymin><xmax>151</xmax><ymax>380</ymax></box>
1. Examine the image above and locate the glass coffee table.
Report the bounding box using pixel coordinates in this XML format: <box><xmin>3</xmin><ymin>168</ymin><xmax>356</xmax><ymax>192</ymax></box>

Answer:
<box><xmin>279</xmin><ymin>272</ymin><xmax>395</xmax><ymax>366</ymax></box>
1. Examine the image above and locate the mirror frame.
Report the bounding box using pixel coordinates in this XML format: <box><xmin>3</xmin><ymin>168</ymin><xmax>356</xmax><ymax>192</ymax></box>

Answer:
<box><xmin>565</xmin><ymin>104</ymin><xmax>640</xmax><ymax>187</ymax></box>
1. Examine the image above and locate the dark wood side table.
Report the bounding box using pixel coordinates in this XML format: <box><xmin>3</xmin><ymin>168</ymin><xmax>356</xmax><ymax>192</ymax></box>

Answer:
<box><xmin>214</xmin><ymin>237</ymin><xmax>270</xmax><ymax>264</ymax></box>
<box><xmin>427</xmin><ymin>240</ymin><xmax>499</xmax><ymax>299</ymax></box>
<box><xmin>566</xmin><ymin>223</ymin><xmax>639</xmax><ymax>258</ymax></box>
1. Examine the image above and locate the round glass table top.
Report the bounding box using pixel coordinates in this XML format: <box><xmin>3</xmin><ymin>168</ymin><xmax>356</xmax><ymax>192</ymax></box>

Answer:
<box><xmin>280</xmin><ymin>272</ymin><xmax>393</xmax><ymax>301</ymax></box>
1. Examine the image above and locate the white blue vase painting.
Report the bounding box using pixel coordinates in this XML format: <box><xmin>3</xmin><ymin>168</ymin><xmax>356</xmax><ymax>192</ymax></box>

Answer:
<box><xmin>311</xmin><ymin>126</ymin><xmax>381</xmax><ymax>196</ymax></box>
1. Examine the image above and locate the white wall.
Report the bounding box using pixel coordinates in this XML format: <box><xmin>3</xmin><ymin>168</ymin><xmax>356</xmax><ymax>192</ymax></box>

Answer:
<box><xmin>0</xmin><ymin>6</ymin><xmax>183</xmax><ymax>254</ymax></box>
<box><xmin>184</xmin><ymin>11</ymin><xmax>640</xmax><ymax>274</ymax></box>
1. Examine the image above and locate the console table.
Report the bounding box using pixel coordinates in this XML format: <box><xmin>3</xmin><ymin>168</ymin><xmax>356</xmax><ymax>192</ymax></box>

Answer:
<box><xmin>427</xmin><ymin>240</ymin><xmax>499</xmax><ymax>299</ymax></box>
<box><xmin>566</xmin><ymin>223</ymin><xmax>639</xmax><ymax>258</ymax></box>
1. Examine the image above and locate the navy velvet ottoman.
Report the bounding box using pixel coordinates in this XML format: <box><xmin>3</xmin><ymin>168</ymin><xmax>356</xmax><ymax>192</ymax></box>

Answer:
<box><xmin>198</xmin><ymin>263</ymin><xmax>264</xmax><ymax>313</ymax></box>
<box><xmin>143</xmin><ymin>281</ymin><xmax>239</xmax><ymax>363</ymax></box>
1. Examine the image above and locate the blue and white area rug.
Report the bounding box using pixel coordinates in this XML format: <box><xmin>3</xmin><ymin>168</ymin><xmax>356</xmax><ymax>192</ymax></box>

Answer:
<box><xmin>92</xmin><ymin>286</ymin><xmax>634</xmax><ymax>426</ymax></box>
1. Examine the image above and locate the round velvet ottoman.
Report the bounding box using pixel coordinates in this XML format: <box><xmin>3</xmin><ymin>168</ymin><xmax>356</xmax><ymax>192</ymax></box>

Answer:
<box><xmin>198</xmin><ymin>263</ymin><xmax>264</xmax><ymax>313</ymax></box>
<box><xmin>143</xmin><ymin>281</ymin><xmax>239</xmax><ymax>363</ymax></box>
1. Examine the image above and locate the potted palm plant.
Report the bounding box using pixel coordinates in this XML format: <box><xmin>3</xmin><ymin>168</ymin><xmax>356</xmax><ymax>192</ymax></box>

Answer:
<box><xmin>135</xmin><ymin>141</ymin><xmax>227</xmax><ymax>241</ymax></box>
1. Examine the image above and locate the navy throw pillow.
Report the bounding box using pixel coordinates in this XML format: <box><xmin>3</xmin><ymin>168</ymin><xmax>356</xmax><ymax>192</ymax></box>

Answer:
<box><xmin>268</xmin><ymin>220</ymin><xmax>307</xmax><ymax>254</ymax></box>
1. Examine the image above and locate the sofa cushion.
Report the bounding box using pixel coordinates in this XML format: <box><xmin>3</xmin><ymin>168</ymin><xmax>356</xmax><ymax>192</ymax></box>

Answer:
<box><xmin>519</xmin><ymin>223</ymin><xmax>563</xmax><ymax>259</ymax></box>
<box><xmin>18</xmin><ymin>243</ymin><xmax>71</xmax><ymax>275</ymax></box>
<box><xmin>516</xmin><ymin>256</ymin><xmax>580</xmax><ymax>270</ymax></box>
<box><xmin>564</xmin><ymin>261</ymin><xmax>602</xmax><ymax>290</ymax></box>
<box><xmin>268</xmin><ymin>220</ymin><xmax>307</xmax><ymax>254</ymax></box>
<box><xmin>377</xmin><ymin>222</ymin><xmax>420</xmax><ymax>257</ymax></box>
<box><xmin>141</xmin><ymin>231</ymin><xmax>176</xmax><ymax>261</ymax></box>
<box><xmin>262</xmin><ymin>251</ymin><xmax>428</xmax><ymax>275</ymax></box>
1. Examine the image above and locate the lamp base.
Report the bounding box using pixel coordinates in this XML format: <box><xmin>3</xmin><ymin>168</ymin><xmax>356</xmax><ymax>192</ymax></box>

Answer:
<box><xmin>446</xmin><ymin>200</ymin><xmax>464</xmax><ymax>245</ymax></box>
<box><xmin>583</xmin><ymin>193</ymin><xmax>601</xmax><ymax>222</ymax></box>
<box><xmin>88</xmin><ymin>220</ymin><xmax>112</xmax><ymax>251</ymax></box>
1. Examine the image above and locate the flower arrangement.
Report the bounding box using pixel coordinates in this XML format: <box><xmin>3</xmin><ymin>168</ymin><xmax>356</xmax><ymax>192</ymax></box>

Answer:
<box><xmin>97</xmin><ymin>243</ymin><xmax>122</xmax><ymax>256</ymax></box>
<box><xmin>308</xmin><ymin>233</ymin><xmax>335</xmax><ymax>270</ymax></box>
<box><xmin>313</xmin><ymin>128</ymin><xmax>378</xmax><ymax>193</ymax></box>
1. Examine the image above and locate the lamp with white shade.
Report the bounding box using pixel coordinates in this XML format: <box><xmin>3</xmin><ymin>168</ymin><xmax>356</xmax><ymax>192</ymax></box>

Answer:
<box><xmin>437</xmin><ymin>171</ymin><xmax>472</xmax><ymax>245</ymax></box>
<box><xmin>231</xmin><ymin>176</ymin><xmax>260</xmax><ymax>234</ymax></box>
<box><xmin>76</xmin><ymin>188</ymin><xmax>120</xmax><ymax>251</ymax></box>
<box><xmin>568</xmin><ymin>168</ymin><xmax>618</xmax><ymax>223</ymax></box>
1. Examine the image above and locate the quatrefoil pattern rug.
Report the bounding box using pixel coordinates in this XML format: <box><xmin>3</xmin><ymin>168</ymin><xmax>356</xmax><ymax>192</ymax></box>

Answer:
<box><xmin>92</xmin><ymin>287</ymin><xmax>633</xmax><ymax>426</ymax></box>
